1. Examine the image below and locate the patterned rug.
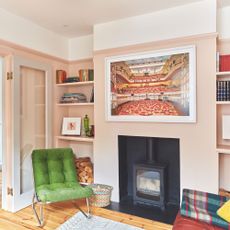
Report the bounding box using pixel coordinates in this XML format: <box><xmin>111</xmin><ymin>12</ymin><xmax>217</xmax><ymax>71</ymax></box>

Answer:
<box><xmin>57</xmin><ymin>212</ymin><xmax>142</xmax><ymax>230</ymax></box>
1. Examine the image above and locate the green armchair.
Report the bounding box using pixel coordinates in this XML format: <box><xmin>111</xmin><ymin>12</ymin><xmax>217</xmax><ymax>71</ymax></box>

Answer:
<box><xmin>31</xmin><ymin>148</ymin><xmax>93</xmax><ymax>226</ymax></box>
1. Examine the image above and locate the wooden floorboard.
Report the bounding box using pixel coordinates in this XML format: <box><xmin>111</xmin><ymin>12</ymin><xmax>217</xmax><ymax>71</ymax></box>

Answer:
<box><xmin>0</xmin><ymin>200</ymin><xmax>172</xmax><ymax>229</ymax></box>
<box><xmin>0</xmin><ymin>171</ymin><xmax>172</xmax><ymax>229</ymax></box>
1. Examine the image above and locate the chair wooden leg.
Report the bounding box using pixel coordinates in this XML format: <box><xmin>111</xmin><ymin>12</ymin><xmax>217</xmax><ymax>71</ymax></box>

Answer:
<box><xmin>32</xmin><ymin>193</ymin><xmax>44</xmax><ymax>227</ymax></box>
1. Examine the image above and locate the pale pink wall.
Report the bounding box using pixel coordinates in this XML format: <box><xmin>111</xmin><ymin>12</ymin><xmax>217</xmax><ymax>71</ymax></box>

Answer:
<box><xmin>93</xmin><ymin>34</ymin><xmax>217</xmax><ymax>202</ymax></box>
<box><xmin>0</xmin><ymin>33</ymin><xmax>218</xmax><ymax>205</ymax></box>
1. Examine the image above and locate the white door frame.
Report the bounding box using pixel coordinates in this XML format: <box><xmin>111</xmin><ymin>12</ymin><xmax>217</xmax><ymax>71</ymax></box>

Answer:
<box><xmin>2</xmin><ymin>55</ymin><xmax>52</xmax><ymax>212</ymax></box>
<box><xmin>1</xmin><ymin>55</ymin><xmax>13</xmax><ymax>211</ymax></box>
<box><xmin>0</xmin><ymin>58</ymin><xmax>2</xmax><ymax>168</ymax></box>
<box><xmin>0</xmin><ymin>57</ymin><xmax>4</xmax><ymax>209</ymax></box>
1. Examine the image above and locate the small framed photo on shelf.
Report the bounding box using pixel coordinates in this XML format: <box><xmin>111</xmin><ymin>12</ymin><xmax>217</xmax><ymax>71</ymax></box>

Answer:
<box><xmin>62</xmin><ymin>117</ymin><xmax>81</xmax><ymax>135</ymax></box>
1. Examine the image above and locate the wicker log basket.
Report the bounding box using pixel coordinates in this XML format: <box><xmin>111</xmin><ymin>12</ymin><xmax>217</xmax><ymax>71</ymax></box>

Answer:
<box><xmin>88</xmin><ymin>184</ymin><xmax>113</xmax><ymax>207</ymax></box>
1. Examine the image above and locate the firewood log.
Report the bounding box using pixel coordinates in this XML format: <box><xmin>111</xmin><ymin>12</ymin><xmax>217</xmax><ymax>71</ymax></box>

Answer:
<box><xmin>85</xmin><ymin>166</ymin><xmax>92</xmax><ymax>173</ymax></box>
<box><xmin>75</xmin><ymin>156</ymin><xmax>94</xmax><ymax>184</ymax></box>
<box><xmin>87</xmin><ymin>178</ymin><xmax>93</xmax><ymax>183</ymax></box>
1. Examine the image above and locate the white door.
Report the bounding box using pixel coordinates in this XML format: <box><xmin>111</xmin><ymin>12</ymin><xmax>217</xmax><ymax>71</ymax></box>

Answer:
<box><xmin>0</xmin><ymin>57</ymin><xmax>2</xmax><ymax>167</ymax></box>
<box><xmin>10</xmin><ymin>56</ymin><xmax>52</xmax><ymax>212</ymax></box>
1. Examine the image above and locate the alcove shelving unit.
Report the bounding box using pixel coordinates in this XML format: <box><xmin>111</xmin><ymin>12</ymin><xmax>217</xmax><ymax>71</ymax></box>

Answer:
<box><xmin>216</xmin><ymin>70</ymin><xmax>230</xmax><ymax>152</ymax></box>
<box><xmin>216</xmin><ymin>41</ymin><xmax>230</xmax><ymax>195</ymax></box>
<box><xmin>54</xmin><ymin>59</ymin><xmax>95</xmax><ymax>163</ymax></box>
<box><xmin>216</xmin><ymin>72</ymin><xmax>230</xmax><ymax>105</ymax></box>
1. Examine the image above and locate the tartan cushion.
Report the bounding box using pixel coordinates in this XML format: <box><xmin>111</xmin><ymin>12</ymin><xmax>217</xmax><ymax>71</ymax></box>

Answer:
<box><xmin>180</xmin><ymin>189</ymin><xmax>230</xmax><ymax>229</ymax></box>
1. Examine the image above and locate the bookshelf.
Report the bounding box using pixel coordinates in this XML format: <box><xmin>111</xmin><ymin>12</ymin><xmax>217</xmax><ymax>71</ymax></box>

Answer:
<box><xmin>216</xmin><ymin>101</ymin><xmax>230</xmax><ymax>105</ymax></box>
<box><xmin>216</xmin><ymin>71</ymin><xmax>230</xmax><ymax>102</ymax></box>
<box><xmin>54</xmin><ymin>58</ymin><xmax>95</xmax><ymax>167</ymax></box>
<box><xmin>216</xmin><ymin>71</ymin><xmax>230</xmax><ymax>76</ymax></box>
<box><xmin>216</xmin><ymin>70</ymin><xmax>230</xmax><ymax>150</ymax></box>
<box><xmin>56</xmin><ymin>81</ymin><xmax>94</xmax><ymax>87</ymax></box>
<box><xmin>216</xmin><ymin>47</ymin><xmax>230</xmax><ymax>194</ymax></box>
<box><xmin>56</xmin><ymin>135</ymin><xmax>94</xmax><ymax>143</ymax></box>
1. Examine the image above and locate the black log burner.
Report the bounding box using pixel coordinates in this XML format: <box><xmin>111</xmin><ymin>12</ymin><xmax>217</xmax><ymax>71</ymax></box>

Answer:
<box><xmin>133</xmin><ymin>138</ymin><xmax>166</xmax><ymax>210</ymax></box>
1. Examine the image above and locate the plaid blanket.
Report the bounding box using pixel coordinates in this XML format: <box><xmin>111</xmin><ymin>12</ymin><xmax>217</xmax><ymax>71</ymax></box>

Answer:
<box><xmin>180</xmin><ymin>189</ymin><xmax>230</xmax><ymax>229</ymax></box>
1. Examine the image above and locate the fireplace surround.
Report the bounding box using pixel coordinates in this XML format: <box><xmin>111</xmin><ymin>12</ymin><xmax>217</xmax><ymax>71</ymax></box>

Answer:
<box><xmin>119</xmin><ymin>135</ymin><xmax>180</xmax><ymax>208</ymax></box>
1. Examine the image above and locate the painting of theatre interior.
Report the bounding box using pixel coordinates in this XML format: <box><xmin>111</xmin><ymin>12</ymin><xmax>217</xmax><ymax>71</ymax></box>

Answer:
<box><xmin>109</xmin><ymin>50</ymin><xmax>192</xmax><ymax>121</ymax></box>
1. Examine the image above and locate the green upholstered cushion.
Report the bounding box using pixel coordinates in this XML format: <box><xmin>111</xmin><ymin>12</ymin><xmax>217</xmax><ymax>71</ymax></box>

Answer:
<box><xmin>32</xmin><ymin>148</ymin><xmax>93</xmax><ymax>202</ymax></box>
<box><xmin>36</xmin><ymin>182</ymin><xmax>93</xmax><ymax>202</ymax></box>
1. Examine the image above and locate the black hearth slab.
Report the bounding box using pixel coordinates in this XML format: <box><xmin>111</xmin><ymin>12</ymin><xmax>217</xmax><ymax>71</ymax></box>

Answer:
<box><xmin>105</xmin><ymin>200</ymin><xmax>179</xmax><ymax>225</ymax></box>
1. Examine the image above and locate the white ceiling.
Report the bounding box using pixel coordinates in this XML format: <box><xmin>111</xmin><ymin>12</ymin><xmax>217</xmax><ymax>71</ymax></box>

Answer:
<box><xmin>0</xmin><ymin>0</ymin><xmax>210</xmax><ymax>38</ymax></box>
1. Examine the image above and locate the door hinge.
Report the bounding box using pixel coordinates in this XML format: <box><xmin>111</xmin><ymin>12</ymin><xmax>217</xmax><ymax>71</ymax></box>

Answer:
<box><xmin>7</xmin><ymin>72</ymin><xmax>13</xmax><ymax>80</ymax></box>
<box><xmin>7</xmin><ymin>187</ymin><xmax>13</xmax><ymax>196</ymax></box>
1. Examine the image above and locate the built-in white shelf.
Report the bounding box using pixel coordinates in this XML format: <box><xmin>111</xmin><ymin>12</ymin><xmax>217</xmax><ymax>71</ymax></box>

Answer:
<box><xmin>216</xmin><ymin>71</ymin><xmax>230</xmax><ymax>76</ymax></box>
<box><xmin>56</xmin><ymin>135</ymin><xmax>94</xmax><ymax>143</ymax></box>
<box><xmin>56</xmin><ymin>81</ymin><xmax>94</xmax><ymax>87</ymax></box>
<box><xmin>216</xmin><ymin>101</ymin><xmax>230</xmax><ymax>105</ymax></box>
<box><xmin>57</xmin><ymin>103</ymin><xmax>94</xmax><ymax>106</ymax></box>
<box><xmin>79</xmin><ymin>182</ymin><xmax>91</xmax><ymax>186</ymax></box>
<box><xmin>217</xmin><ymin>145</ymin><xmax>230</xmax><ymax>154</ymax></box>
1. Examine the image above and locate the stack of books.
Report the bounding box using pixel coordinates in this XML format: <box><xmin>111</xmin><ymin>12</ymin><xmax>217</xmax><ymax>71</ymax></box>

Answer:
<box><xmin>60</xmin><ymin>93</ymin><xmax>87</xmax><ymax>103</ymax></box>
<box><xmin>63</xmin><ymin>76</ymin><xmax>80</xmax><ymax>83</ymax></box>
<box><xmin>217</xmin><ymin>80</ymin><xmax>230</xmax><ymax>101</ymax></box>
<box><xmin>79</xmin><ymin>69</ymin><xmax>94</xmax><ymax>81</ymax></box>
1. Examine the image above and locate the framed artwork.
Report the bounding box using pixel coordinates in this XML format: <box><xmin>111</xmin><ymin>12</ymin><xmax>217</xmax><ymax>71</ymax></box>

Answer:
<box><xmin>105</xmin><ymin>45</ymin><xmax>196</xmax><ymax>123</ymax></box>
<box><xmin>62</xmin><ymin>117</ymin><xmax>81</xmax><ymax>135</ymax></box>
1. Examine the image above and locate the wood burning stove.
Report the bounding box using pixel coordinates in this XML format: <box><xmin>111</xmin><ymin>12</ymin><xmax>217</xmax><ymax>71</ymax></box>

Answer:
<box><xmin>133</xmin><ymin>138</ymin><xmax>166</xmax><ymax>210</ymax></box>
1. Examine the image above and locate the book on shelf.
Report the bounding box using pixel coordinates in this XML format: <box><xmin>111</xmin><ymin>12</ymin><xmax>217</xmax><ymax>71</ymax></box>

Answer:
<box><xmin>227</xmin><ymin>81</ymin><xmax>230</xmax><ymax>101</ymax></box>
<box><xmin>60</xmin><ymin>93</ymin><xmax>87</xmax><ymax>103</ymax></box>
<box><xmin>79</xmin><ymin>69</ymin><xmax>94</xmax><ymax>82</ymax></box>
<box><xmin>220</xmin><ymin>55</ymin><xmax>230</xmax><ymax>72</ymax></box>
<box><xmin>216</xmin><ymin>52</ymin><xmax>220</xmax><ymax>72</ymax></box>
<box><xmin>56</xmin><ymin>70</ymin><xmax>67</xmax><ymax>84</ymax></box>
<box><xmin>90</xmin><ymin>87</ymin><xmax>94</xmax><ymax>103</ymax></box>
<box><xmin>217</xmin><ymin>80</ymin><xmax>230</xmax><ymax>101</ymax></box>
<box><xmin>63</xmin><ymin>76</ymin><xmax>80</xmax><ymax>83</ymax></box>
